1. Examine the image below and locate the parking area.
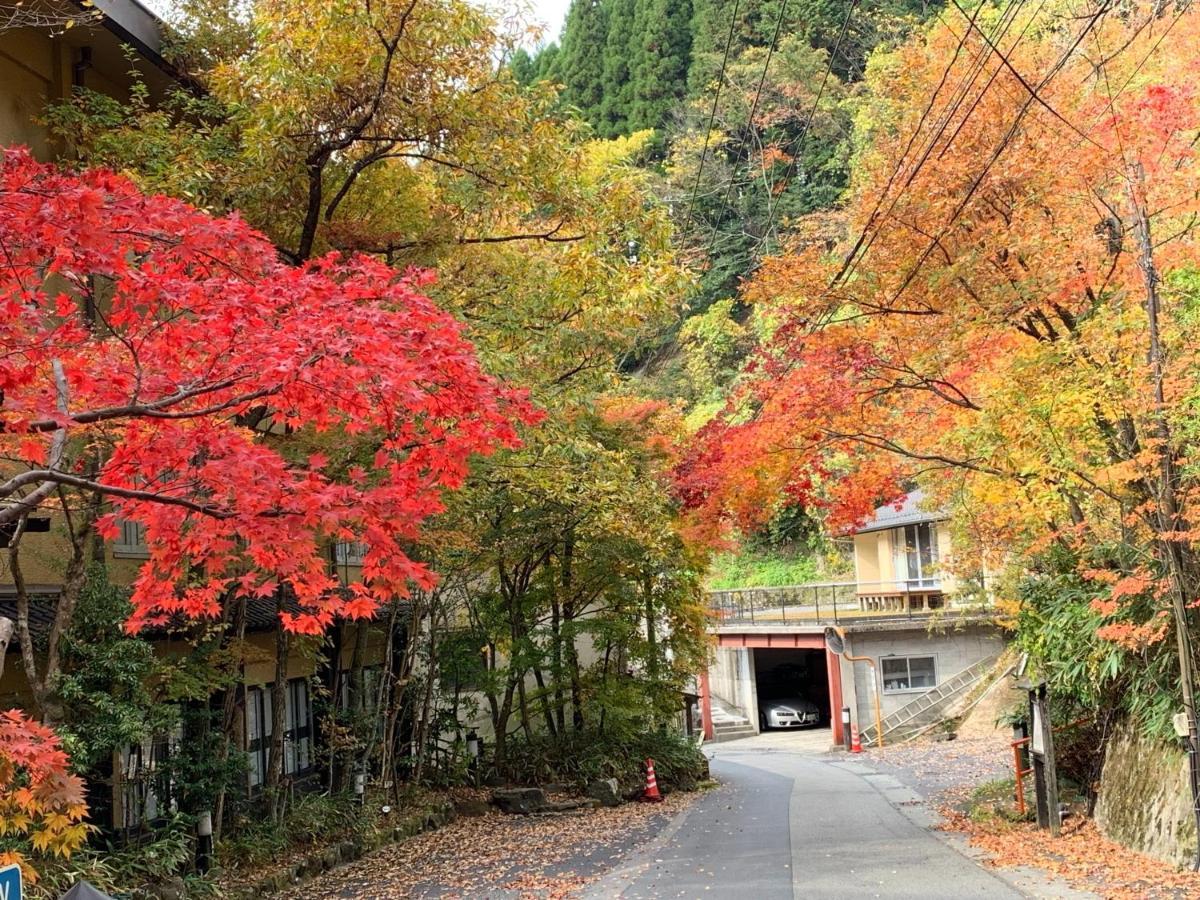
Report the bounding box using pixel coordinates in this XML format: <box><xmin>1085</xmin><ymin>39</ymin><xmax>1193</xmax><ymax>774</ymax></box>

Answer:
<box><xmin>752</xmin><ymin>646</ymin><xmax>830</xmax><ymax>730</ymax></box>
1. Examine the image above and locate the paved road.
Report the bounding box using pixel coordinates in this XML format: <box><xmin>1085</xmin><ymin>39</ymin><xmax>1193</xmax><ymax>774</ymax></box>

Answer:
<box><xmin>585</xmin><ymin>743</ymin><xmax>1038</xmax><ymax>900</ymax></box>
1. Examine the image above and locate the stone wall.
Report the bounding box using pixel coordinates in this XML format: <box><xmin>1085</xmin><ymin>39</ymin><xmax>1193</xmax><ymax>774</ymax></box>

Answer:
<box><xmin>1095</xmin><ymin>720</ymin><xmax>1197</xmax><ymax>867</ymax></box>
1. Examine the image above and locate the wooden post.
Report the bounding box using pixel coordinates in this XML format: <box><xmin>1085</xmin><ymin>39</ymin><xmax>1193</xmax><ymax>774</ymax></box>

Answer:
<box><xmin>1027</xmin><ymin>682</ymin><xmax>1060</xmax><ymax>835</ymax></box>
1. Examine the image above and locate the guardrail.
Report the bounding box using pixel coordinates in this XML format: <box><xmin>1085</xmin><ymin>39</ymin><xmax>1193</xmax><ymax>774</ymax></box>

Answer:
<box><xmin>706</xmin><ymin>580</ymin><xmax>948</xmax><ymax>625</ymax></box>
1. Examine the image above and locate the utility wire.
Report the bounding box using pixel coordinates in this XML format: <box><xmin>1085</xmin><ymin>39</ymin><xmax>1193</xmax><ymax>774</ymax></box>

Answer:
<box><xmin>885</xmin><ymin>0</ymin><xmax>1116</xmax><ymax>309</ymax></box>
<box><xmin>756</xmin><ymin>0</ymin><xmax>863</xmax><ymax>252</ymax></box>
<box><xmin>831</xmin><ymin>0</ymin><xmax>1039</xmax><ymax>295</ymax></box>
<box><xmin>826</xmin><ymin>0</ymin><xmax>1016</xmax><ymax>293</ymax></box>
<box><xmin>704</xmin><ymin>0</ymin><xmax>791</xmax><ymax>255</ymax></box>
<box><xmin>686</xmin><ymin>0</ymin><xmax>744</xmax><ymax>225</ymax></box>
<box><xmin>947</xmin><ymin>0</ymin><xmax>1104</xmax><ymax>149</ymax></box>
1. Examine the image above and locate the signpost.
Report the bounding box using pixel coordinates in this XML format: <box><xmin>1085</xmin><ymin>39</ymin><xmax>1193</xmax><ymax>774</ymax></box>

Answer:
<box><xmin>0</xmin><ymin>863</ymin><xmax>22</xmax><ymax>900</ymax></box>
<box><xmin>1018</xmin><ymin>679</ymin><xmax>1061</xmax><ymax>835</ymax></box>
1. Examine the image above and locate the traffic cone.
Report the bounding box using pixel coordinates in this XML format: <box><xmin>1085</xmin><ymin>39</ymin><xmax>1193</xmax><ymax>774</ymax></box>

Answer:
<box><xmin>641</xmin><ymin>757</ymin><xmax>663</xmax><ymax>803</ymax></box>
<box><xmin>851</xmin><ymin>724</ymin><xmax>863</xmax><ymax>754</ymax></box>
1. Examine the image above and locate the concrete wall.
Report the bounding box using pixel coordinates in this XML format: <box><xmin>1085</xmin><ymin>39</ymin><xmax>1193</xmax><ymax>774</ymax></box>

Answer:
<box><xmin>708</xmin><ymin>645</ymin><xmax>756</xmax><ymax>720</ymax></box>
<box><xmin>842</xmin><ymin>624</ymin><xmax>1005</xmax><ymax>727</ymax></box>
<box><xmin>1095</xmin><ymin>720</ymin><xmax>1197</xmax><ymax>867</ymax></box>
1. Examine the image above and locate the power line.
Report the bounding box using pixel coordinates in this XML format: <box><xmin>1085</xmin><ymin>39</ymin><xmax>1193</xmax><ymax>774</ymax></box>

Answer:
<box><xmin>831</xmin><ymin>0</ymin><xmax>1041</xmax><ymax>295</ymax></box>
<box><xmin>947</xmin><ymin>0</ymin><xmax>1104</xmax><ymax>149</ymax></box>
<box><xmin>756</xmin><ymin>0</ymin><xmax>863</xmax><ymax>251</ymax></box>
<box><xmin>826</xmin><ymin>0</ymin><xmax>1020</xmax><ymax>294</ymax></box>
<box><xmin>885</xmin><ymin>0</ymin><xmax>1116</xmax><ymax>310</ymax></box>
<box><xmin>704</xmin><ymin>0</ymin><xmax>791</xmax><ymax>256</ymax></box>
<box><xmin>686</xmin><ymin>0</ymin><xmax>744</xmax><ymax>225</ymax></box>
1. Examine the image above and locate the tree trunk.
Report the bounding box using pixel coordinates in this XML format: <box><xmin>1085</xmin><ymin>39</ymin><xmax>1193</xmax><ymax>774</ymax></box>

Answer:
<box><xmin>350</xmin><ymin>622</ymin><xmax>368</xmax><ymax>714</ymax></box>
<box><xmin>490</xmin><ymin>679</ymin><xmax>517</xmax><ymax>770</ymax></box>
<box><xmin>550</xmin><ymin>598</ymin><xmax>565</xmax><ymax>734</ymax></box>
<box><xmin>266</xmin><ymin>590</ymin><xmax>289</xmax><ymax>822</ymax></box>
<box><xmin>213</xmin><ymin>595</ymin><xmax>247</xmax><ymax>842</ymax></box>
<box><xmin>0</xmin><ymin>616</ymin><xmax>12</xmax><ymax>679</ymax></box>
<box><xmin>644</xmin><ymin>572</ymin><xmax>658</xmax><ymax>679</ymax></box>
<box><xmin>1129</xmin><ymin>169</ymin><xmax>1200</xmax><ymax>862</ymax></box>
<box><xmin>531</xmin><ymin>665</ymin><xmax>558</xmax><ymax>736</ymax></box>
<box><xmin>12</xmin><ymin>506</ymin><xmax>93</xmax><ymax>722</ymax></box>
<box><xmin>516</xmin><ymin>676</ymin><xmax>533</xmax><ymax>739</ymax></box>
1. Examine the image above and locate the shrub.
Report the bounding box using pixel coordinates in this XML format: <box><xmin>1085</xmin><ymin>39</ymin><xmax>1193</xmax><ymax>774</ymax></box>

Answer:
<box><xmin>26</xmin><ymin>817</ymin><xmax>192</xmax><ymax>899</ymax></box>
<box><xmin>496</xmin><ymin>727</ymin><xmax>707</xmax><ymax>793</ymax></box>
<box><xmin>218</xmin><ymin>791</ymin><xmax>371</xmax><ymax>872</ymax></box>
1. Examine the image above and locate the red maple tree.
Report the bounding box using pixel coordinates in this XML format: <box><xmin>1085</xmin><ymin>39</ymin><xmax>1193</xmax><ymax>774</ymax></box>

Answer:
<box><xmin>0</xmin><ymin>147</ymin><xmax>531</xmax><ymax>634</ymax></box>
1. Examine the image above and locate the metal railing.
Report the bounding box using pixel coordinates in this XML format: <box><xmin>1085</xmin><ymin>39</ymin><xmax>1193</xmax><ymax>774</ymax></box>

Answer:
<box><xmin>706</xmin><ymin>580</ymin><xmax>950</xmax><ymax>626</ymax></box>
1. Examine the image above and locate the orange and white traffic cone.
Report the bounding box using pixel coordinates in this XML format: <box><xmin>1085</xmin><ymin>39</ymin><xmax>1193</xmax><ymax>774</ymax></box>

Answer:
<box><xmin>851</xmin><ymin>724</ymin><xmax>863</xmax><ymax>754</ymax></box>
<box><xmin>641</xmin><ymin>757</ymin><xmax>664</xmax><ymax>803</ymax></box>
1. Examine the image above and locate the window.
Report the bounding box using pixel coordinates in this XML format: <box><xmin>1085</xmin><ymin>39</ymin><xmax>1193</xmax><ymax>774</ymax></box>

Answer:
<box><xmin>334</xmin><ymin>541</ymin><xmax>367</xmax><ymax>566</ymax></box>
<box><xmin>119</xmin><ymin>727</ymin><xmax>180</xmax><ymax>830</ymax></box>
<box><xmin>881</xmin><ymin>655</ymin><xmax>938</xmax><ymax>693</ymax></box>
<box><xmin>245</xmin><ymin>678</ymin><xmax>315</xmax><ymax>789</ymax></box>
<box><xmin>892</xmin><ymin>522</ymin><xmax>939</xmax><ymax>589</ymax></box>
<box><xmin>112</xmin><ymin>518</ymin><xmax>150</xmax><ymax>559</ymax></box>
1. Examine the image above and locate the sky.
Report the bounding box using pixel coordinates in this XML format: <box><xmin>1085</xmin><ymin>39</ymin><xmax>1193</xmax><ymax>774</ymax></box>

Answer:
<box><xmin>528</xmin><ymin>0</ymin><xmax>571</xmax><ymax>43</ymax></box>
<box><xmin>139</xmin><ymin>1</ymin><xmax>572</xmax><ymax>47</ymax></box>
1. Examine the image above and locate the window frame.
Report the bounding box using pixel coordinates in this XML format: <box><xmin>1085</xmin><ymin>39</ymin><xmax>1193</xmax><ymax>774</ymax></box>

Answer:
<box><xmin>891</xmin><ymin>522</ymin><xmax>940</xmax><ymax>590</ymax></box>
<box><xmin>245</xmin><ymin>677</ymin><xmax>316</xmax><ymax>790</ymax></box>
<box><xmin>334</xmin><ymin>540</ymin><xmax>368</xmax><ymax>567</ymax></box>
<box><xmin>112</xmin><ymin>518</ymin><xmax>151</xmax><ymax>559</ymax></box>
<box><xmin>879</xmin><ymin>654</ymin><xmax>939</xmax><ymax>694</ymax></box>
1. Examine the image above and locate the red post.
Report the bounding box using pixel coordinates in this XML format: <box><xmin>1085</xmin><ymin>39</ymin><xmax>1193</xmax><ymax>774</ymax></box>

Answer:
<box><xmin>699</xmin><ymin>665</ymin><xmax>715</xmax><ymax>741</ymax></box>
<box><xmin>826</xmin><ymin>648</ymin><xmax>844</xmax><ymax>746</ymax></box>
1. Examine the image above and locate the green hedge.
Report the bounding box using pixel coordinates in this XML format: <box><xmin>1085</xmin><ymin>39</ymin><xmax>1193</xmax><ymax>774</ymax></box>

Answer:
<box><xmin>497</xmin><ymin>728</ymin><xmax>707</xmax><ymax>793</ymax></box>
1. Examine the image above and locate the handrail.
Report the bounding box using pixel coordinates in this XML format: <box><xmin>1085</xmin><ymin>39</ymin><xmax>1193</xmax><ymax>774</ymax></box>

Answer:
<box><xmin>706</xmin><ymin>579</ymin><xmax>943</xmax><ymax>594</ymax></box>
<box><xmin>706</xmin><ymin>580</ymin><xmax>959</xmax><ymax>626</ymax></box>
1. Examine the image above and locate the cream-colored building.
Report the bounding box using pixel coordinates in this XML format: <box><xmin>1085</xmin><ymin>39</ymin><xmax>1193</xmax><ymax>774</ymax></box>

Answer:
<box><xmin>850</xmin><ymin>489</ymin><xmax>957</xmax><ymax>612</ymax></box>
<box><xmin>0</xmin><ymin>0</ymin><xmax>176</xmax><ymax>159</ymax></box>
<box><xmin>703</xmin><ymin>490</ymin><xmax>1005</xmax><ymax>748</ymax></box>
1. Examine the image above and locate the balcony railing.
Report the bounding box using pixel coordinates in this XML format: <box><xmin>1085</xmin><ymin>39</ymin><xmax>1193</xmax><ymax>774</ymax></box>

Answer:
<box><xmin>707</xmin><ymin>580</ymin><xmax>961</xmax><ymax>626</ymax></box>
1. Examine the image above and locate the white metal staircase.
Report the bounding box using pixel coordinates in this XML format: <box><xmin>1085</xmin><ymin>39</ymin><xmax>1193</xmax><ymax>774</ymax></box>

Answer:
<box><xmin>861</xmin><ymin>654</ymin><xmax>1000</xmax><ymax>746</ymax></box>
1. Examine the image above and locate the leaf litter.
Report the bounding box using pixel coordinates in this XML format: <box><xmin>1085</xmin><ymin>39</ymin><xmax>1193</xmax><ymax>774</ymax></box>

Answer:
<box><xmin>279</xmin><ymin>788</ymin><xmax>698</xmax><ymax>899</ymax></box>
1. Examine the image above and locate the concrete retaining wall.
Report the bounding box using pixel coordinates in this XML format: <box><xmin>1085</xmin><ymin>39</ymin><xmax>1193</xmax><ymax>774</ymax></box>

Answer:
<box><xmin>1095</xmin><ymin>720</ymin><xmax>1197</xmax><ymax>867</ymax></box>
<box><xmin>709</xmin><ymin>645</ymin><xmax>755</xmax><ymax>719</ymax></box>
<box><xmin>844</xmin><ymin>624</ymin><xmax>1006</xmax><ymax>726</ymax></box>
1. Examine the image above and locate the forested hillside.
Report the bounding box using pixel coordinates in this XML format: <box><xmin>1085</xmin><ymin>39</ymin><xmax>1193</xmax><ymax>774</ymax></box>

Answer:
<box><xmin>518</xmin><ymin>0</ymin><xmax>935</xmax><ymax>335</ymax></box>
<box><xmin>510</xmin><ymin>0</ymin><xmax>938</xmax><ymax>569</ymax></box>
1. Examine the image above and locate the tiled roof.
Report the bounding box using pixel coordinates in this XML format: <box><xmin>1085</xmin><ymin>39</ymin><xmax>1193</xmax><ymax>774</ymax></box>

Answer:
<box><xmin>852</xmin><ymin>489</ymin><xmax>945</xmax><ymax>534</ymax></box>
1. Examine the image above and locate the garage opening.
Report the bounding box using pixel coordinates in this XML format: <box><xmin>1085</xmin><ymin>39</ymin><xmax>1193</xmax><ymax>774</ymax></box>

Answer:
<box><xmin>753</xmin><ymin>648</ymin><xmax>830</xmax><ymax>731</ymax></box>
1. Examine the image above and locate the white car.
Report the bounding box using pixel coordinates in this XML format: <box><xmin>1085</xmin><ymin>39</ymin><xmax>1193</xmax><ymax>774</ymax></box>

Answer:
<box><xmin>759</xmin><ymin>698</ymin><xmax>821</xmax><ymax>730</ymax></box>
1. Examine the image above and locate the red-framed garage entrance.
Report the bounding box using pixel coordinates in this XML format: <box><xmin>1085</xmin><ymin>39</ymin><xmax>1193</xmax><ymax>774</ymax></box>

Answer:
<box><xmin>699</xmin><ymin>632</ymin><xmax>845</xmax><ymax>745</ymax></box>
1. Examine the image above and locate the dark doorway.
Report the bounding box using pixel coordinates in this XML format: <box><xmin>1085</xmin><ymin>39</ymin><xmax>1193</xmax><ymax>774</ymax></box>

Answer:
<box><xmin>753</xmin><ymin>648</ymin><xmax>830</xmax><ymax>728</ymax></box>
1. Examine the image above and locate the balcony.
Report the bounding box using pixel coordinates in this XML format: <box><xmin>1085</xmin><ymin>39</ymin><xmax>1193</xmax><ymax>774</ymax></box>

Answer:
<box><xmin>706</xmin><ymin>580</ymin><xmax>962</xmax><ymax>627</ymax></box>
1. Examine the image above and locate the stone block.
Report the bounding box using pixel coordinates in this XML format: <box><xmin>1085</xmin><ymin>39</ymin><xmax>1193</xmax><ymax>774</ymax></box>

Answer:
<box><xmin>492</xmin><ymin>786</ymin><xmax>546</xmax><ymax>814</ymax></box>
<box><xmin>587</xmin><ymin>778</ymin><xmax>622</xmax><ymax>808</ymax></box>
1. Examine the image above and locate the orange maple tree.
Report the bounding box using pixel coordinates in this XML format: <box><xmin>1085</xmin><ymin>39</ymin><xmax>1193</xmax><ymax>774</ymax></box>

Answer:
<box><xmin>0</xmin><ymin>709</ymin><xmax>88</xmax><ymax>876</ymax></box>
<box><xmin>680</xmin><ymin>0</ymin><xmax>1200</xmax><ymax>645</ymax></box>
